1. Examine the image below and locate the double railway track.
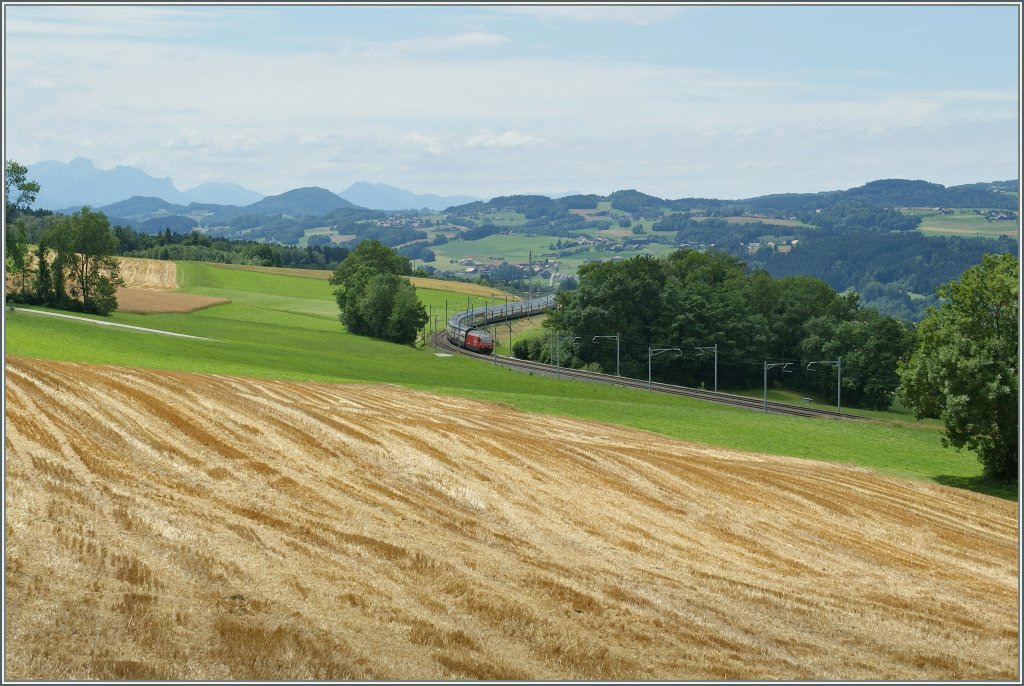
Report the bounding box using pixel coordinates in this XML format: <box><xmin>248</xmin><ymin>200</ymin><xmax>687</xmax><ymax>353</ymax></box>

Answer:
<box><xmin>432</xmin><ymin>330</ymin><xmax>871</xmax><ymax>422</ymax></box>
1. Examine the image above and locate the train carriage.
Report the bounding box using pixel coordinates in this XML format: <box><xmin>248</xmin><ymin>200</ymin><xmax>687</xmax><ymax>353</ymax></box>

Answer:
<box><xmin>446</xmin><ymin>294</ymin><xmax>554</xmax><ymax>355</ymax></box>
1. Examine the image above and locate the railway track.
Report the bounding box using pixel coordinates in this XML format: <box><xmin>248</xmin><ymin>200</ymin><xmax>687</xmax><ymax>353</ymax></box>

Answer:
<box><xmin>432</xmin><ymin>329</ymin><xmax>872</xmax><ymax>422</ymax></box>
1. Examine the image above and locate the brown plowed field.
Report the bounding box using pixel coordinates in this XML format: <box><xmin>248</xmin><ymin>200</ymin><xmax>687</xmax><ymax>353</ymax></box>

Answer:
<box><xmin>4</xmin><ymin>357</ymin><xmax>1018</xmax><ymax>681</ymax></box>
<box><xmin>114</xmin><ymin>288</ymin><xmax>230</xmax><ymax>314</ymax></box>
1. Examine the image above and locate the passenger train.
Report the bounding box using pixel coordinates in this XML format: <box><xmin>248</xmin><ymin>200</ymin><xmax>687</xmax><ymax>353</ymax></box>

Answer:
<box><xmin>446</xmin><ymin>294</ymin><xmax>556</xmax><ymax>354</ymax></box>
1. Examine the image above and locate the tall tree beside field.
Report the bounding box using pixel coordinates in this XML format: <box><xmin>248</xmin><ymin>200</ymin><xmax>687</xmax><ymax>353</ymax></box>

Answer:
<box><xmin>5</xmin><ymin>160</ymin><xmax>40</xmax><ymax>295</ymax></box>
<box><xmin>5</xmin><ymin>160</ymin><xmax>40</xmax><ymax>222</ymax></box>
<box><xmin>43</xmin><ymin>208</ymin><xmax>125</xmax><ymax>315</ymax></box>
<box><xmin>330</xmin><ymin>239</ymin><xmax>427</xmax><ymax>345</ymax></box>
<box><xmin>897</xmin><ymin>253</ymin><xmax>1019</xmax><ymax>481</ymax></box>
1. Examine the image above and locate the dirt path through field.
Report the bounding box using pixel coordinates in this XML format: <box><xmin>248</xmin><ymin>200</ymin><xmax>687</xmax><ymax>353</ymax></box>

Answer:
<box><xmin>4</xmin><ymin>357</ymin><xmax>1018</xmax><ymax>681</ymax></box>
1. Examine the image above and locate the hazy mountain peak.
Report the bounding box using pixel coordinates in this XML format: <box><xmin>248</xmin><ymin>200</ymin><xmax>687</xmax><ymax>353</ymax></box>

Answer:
<box><xmin>26</xmin><ymin>158</ymin><xmax>263</xmax><ymax>210</ymax></box>
<box><xmin>337</xmin><ymin>181</ymin><xmax>478</xmax><ymax>211</ymax></box>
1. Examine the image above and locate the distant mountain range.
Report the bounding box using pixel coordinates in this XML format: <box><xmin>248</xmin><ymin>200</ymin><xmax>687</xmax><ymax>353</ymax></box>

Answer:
<box><xmin>336</xmin><ymin>182</ymin><xmax>476</xmax><ymax>212</ymax></box>
<box><xmin>84</xmin><ymin>187</ymin><xmax>361</xmax><ymax>233</ymax></box>
<box><xmin>27</xmin><ymin>158</ymin><xmax>480</xmax><ymax>212</ymax></box>
<box><xmin>29</xmin><ymin>158</ymin><xmax>265</xmax><ymax>210</ymax></box>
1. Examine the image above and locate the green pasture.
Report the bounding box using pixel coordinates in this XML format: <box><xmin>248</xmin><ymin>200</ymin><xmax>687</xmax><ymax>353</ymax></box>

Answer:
<box><xmin>5</xmin><ymin>260</ymin><xmax>1013</xmax><ymax>501</ymax></box>
<box><xmin>427</xmin><ymin>232</ymin><xmax>679</xmax><ymax>275</ymax></box>
<box><xmin>482</xmin><ymin>211</ymin><xmax>527</xmax><ymax>226</ymax></box>
<box><xmin>900</xmin><ymin>208</ymin><xmax>1019</xmax><ymax>239</ymax></box>
<box><xmin>430</xmin><ymin>233</ymin><xmax>555</xmax><ymax>265</ymax></box>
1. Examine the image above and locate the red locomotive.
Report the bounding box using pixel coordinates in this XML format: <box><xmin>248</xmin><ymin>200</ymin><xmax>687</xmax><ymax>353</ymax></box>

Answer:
<box><xmin>457</xmin><ymin>328</ymin><xmax>494</xmax><ymax>354</ymax></box>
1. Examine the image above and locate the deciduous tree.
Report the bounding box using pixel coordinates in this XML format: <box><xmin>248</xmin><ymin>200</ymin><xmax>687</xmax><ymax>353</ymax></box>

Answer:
<box><xmin>5</xmin><ymin>160</ymin><xmax>40</xmax><ymax>222</ymax></box>
<box><xmin>5</xmin><ymin>160</ymin><xmax>39</xmax><ymax>296</ymax></box>
<box><xmin>330</xmin><ymin>240</ymin><xmax>426</xmax><ymax>345</ymax></box>
<box><xmin>897</xmin><ymin>253</ymin><xmax>1019</xmax><ymax>481</ymax></box>
<box><xmin>44</xmin><ymin>208</ymin><xmax>124</xmax><ymax>315</ymax></box>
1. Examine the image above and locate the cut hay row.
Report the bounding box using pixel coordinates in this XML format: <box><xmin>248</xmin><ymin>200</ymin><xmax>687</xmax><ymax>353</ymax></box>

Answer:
<box><xmin>3</xmin><ymin>357</ymin><xmax>1018</xmax><ymax>681</ymax></box>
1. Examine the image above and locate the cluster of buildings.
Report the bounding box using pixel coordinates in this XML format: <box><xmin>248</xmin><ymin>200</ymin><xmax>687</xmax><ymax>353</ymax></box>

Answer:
<box><xmin>375</xmin><ymin>214</ymin><xmax>434</xmax><ymax>229</ymax></box>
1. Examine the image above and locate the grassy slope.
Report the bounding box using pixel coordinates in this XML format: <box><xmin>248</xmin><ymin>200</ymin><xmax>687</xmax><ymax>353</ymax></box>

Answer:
<box><xmin>4</xmin><ymin>261</ymin><xmax>1014</xmax><ymax>500</ymax></box>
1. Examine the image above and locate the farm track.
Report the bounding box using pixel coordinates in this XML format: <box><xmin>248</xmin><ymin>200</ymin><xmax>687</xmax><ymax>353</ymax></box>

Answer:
<box><xmin>434</xmin><ymin>331</ymin><xmax>871</xmax><ymax>421</ymax></box>
<box><xmin>4</xmin><ymin>356</ymin><xmax>1018</xmax><ymax>681</ymax></box>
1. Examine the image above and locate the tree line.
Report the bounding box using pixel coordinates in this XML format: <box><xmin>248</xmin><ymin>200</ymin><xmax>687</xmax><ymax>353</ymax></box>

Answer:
<box><xmin>6</xmin><ymin>161</ymin><xmax>122</xmax><ymax>315</ymax></box>
<box><xmin>518</xmin><ymin>249</ymin><xmax>915</xmax><ymax>411</ymax></box>
<box><xmin>114</xmin><ymin>225</ymin><xmax>350</xmax><ymax>269</ymax></box>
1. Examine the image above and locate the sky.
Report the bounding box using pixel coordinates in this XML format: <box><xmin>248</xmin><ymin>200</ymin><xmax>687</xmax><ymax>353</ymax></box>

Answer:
<box><xmin>3</xmin><ymin>2</ymin><xmax>1020</xmax><ymax>201</ymax></box>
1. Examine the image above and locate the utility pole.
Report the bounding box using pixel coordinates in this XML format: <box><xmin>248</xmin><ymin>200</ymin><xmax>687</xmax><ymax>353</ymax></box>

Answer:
<box><xmin>556</xmin><ymin>333</ymin><xmax>579</xmax><ymax>379</ymax></box>
<box><xmin>808</xmin><ymin>358</ymin><xmax>842</xmax><ymax>415</ymax></box>
<box><xmin>763</xmin><ymin>361</ymin><xmax>793</xmax><ymax>413</ymax></box>
<box><xmin>528</xmin><ymin>249</ymin><xmax>533</xmax><ymax>303</ymax></box>
<box><xmin>593</xmin><ymin>334</ymin><xmax>620</xmax><ymax>376</ymax></box>
<box><xmin>695</xmin><ymin>343</ymin><xmax>718</xmax><ymax>392</ymax></box>
<box><xmin>649</xmin><ymin>347</ymin><xmax>682</xmax><ymax>390</ymax></box>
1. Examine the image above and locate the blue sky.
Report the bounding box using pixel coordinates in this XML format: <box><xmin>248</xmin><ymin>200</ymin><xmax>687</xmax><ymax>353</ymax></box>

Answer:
<box><xmin>4</xmin><ymin>3</ymin><xmax>1019</xmax><ymax>200</ymax></box>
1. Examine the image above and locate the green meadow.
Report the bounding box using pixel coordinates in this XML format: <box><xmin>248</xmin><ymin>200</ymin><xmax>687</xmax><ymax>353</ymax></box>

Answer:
<box><xmin>425</xmin><ymin>232</ymin><xmax>678</xmax><ymax>275</ymax></box>
<box><xmin>900</xmin><ymin>208</ymin><xmax>1019</xmax><ymax>239</ymax></box>
<box><xmin>4</xmin><ymin>260</ymin><xmax>1013</xmax><ymax>500</ymax></box>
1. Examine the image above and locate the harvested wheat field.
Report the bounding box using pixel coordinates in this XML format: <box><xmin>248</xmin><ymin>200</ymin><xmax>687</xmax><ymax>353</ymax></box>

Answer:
<box><xmin>3</xmin><ymin>357</ymin><xmax>1019</xmax><ymax>681</ymax></box>
<box><xmin>117</xmin><ymin>258</ymin><xmax>179</xmax><ymax>290</ymax></box>
<box><xmin>115</xmin><ymin>257</ymin><xmax>229</xmax><ymax>314</ymax></box>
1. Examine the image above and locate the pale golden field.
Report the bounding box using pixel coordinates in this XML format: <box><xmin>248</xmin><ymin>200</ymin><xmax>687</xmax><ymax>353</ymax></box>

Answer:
<box><xmin>117</xmin><ymin>257</ymin><xmax>179</xmax><ymax>291</ymax></box>
<box><xmin>3</xmin><ymin>357</ymin><xmax>1019</xmax><ymax>681</ymax></box>
<box><xmin>117</xmin><ymin>258</ymin><xmax>229</xmax><ymax>314</ymax></box>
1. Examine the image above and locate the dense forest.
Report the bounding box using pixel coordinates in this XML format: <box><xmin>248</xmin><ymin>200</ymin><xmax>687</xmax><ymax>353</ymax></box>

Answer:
<box><xmin>114</xmin><ymin>226</ymin><xmax>350</xmax><ymax>270</ymax></box>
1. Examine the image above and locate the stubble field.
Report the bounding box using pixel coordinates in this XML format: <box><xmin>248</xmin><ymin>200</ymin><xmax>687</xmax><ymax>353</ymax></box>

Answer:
<box><xmin>116</xmin><ymin>257</ymin><xmax>230</xmax><ymax>314</ymax></box>
<box><xmin>4</xmin><ymin>356</ymin><xmax>1018</xmax><ymax>681</ymax></box>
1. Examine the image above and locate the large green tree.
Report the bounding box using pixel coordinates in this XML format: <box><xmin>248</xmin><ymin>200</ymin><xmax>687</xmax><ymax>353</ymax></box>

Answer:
<box><xmin>5</xmin><ymin>160</ymin><xmax>40</xmax><ymax>222</ymax></box>
<box><xmin>329</xmin><ymin>240</ymin><xmax>426</xmax><ymax>345</ymax></box>
<box><xmin>802</xmin><ymin>309</ymin><xmax>915</xmax><ymax>410</ymax></box>
<box><xmin>897</xmin><ymin>253</ymin><xmax>1019</xmax><ymax>481</ymax></box>
<box><xmin>5</xmin><ymin>160</ymin><xmax>40</xmax><ymax>293</ymax></box>
<box><xmin>43</xmin><ymin>208</ymin><xmax>124</xmax><ymax>315</ymax></box>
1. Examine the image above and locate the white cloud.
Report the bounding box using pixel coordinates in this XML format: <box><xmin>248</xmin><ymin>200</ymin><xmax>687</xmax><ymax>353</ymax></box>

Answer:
<box><xmin>403</xmin><ymin>133</ymin><xmax>444</xmax><ymax>155</ymax></box>
<box><xmin>497</xmin><ymin>6</ymin><xmax>684</xmax><ymax>26</ymax></box>
<box><xmin>466</xmin><ymin>131</ymin><xmax>544</xmax><ymax>148</ymax></box>
<box><xmin>392</xmin><ymin>31</ymin><xmax>509</xmax><ymax>52</ymax></box>
<box><xmin>4</xmin><ymin>8</ymin><xmax>1015</xmax><ymax>199</ymax></box>
<box><xmin>164</xmin><ymin>129</ymin><xmax>205</xmax><ymax>151</ymax></box>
